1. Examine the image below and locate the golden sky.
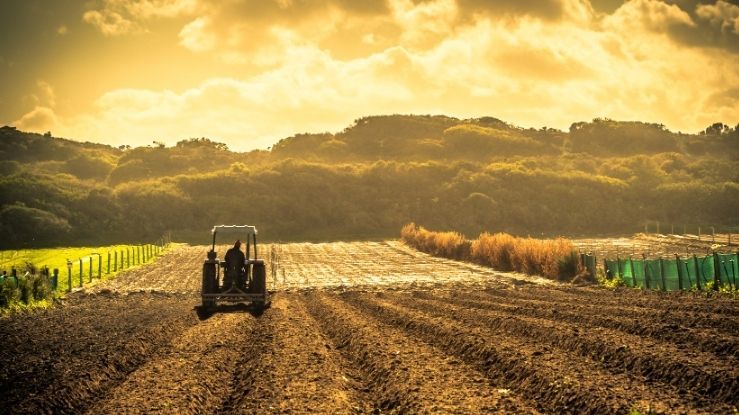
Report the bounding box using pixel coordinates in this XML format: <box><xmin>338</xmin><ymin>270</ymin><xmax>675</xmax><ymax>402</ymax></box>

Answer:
<box><xmin>1</xmin><ymin>0</ymin><xmax>738</xmax><ymax>150</ymax></box>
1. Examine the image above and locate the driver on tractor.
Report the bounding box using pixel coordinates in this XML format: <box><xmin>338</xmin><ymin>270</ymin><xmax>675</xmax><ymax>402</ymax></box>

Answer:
<box><xmin>223</xmin><ymin>240</ymin><xmax>246</xmax><ymax>291</ymax></box>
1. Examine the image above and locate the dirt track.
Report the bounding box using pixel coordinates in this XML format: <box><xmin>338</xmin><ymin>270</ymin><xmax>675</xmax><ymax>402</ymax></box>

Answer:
<box><xmin>1</xmin><ymin>243</ymin><xmax>737</xmax><ymax>414</ymax></box>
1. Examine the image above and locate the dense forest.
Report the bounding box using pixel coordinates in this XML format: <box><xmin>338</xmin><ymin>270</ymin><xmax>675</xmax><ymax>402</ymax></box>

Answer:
<box><xmin>0</xmin><ymin>115</ymin><xmax>737</xmax><ymax>248</ymax></box>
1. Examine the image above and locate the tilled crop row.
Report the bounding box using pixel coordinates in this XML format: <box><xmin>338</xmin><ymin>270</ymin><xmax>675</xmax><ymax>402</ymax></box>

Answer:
<box><xmin>340</xmin><ymin>291</ymin><xmax>737</xmax><ymax>414</ymax></box>
<box><xmin>479</xmin><ymin>286</ymin><xmax>739</xmax><ymax>317</ymax></box>
<box><xmin>0</xmin><ymin>293</ymin><xmax>199</xmax><ymax>414</ymax></box>
<box><xmin>477</xmin><ymin>287</ymin><xmax>739</xmax><ymax>333</ymax></box>
<box><xmin>437</xmin><ymin>290</ymin><xmax>738</xmax><ymax>359</ymax></box>
<box><xmin>220</xmin><ymin>295</ymin><xmax>368</xmax><ymax>415</ymax></box>
<box><xmin>386</xmin><ymin>292</ymin><xmax>737</xmax><ymax>407</ymax></box>
<box><xmin>2</xmin><ymin>243</ymin><xmax>737</xmax><ymax>415</ymax></box>
<box><xmin>302</xmin><ymin>292</ymin><xmax>535</xmax><ymax>414</ymax></box>
<box><xmin>86</xmin><ymin>310</ymin><xmax>257</xmax><ymax>414</ymax></box>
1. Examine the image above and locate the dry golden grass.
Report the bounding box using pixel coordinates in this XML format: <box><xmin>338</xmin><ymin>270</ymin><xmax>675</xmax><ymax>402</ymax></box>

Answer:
<box><xmin>401</xmin><ymin>223</ymin><xmax>470</xmax><ymax>259</ymax></box>
<box><xmin>402</xmin><ymin>223</ymin><xmax>580</xmax><ymax>281</ymax></box>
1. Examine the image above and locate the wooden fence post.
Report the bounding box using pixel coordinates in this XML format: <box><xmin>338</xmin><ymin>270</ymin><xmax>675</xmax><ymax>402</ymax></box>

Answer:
<box><xmin>79</xmin><ymin>259</ymin><xmax>83</xmax><ymax>287</ymax></box>
<box><xmin>52</xmin><ymin>268</ymin><xmax>59</xmax><ymax>291</ymax></box>
<box><xmin>107</xmin><ymin>252</ymin><xmax>111</xmax><ymax>274</ymax></box>
<box><xmin>693</xmin><ymin>254</ymin><xmax>702</xmax><ymax>290</ymax></box>
<box><xmin>67</xmin><ymin>261</ymin><xmax>72</xmax><ymax>292</ymax></box>
<box><xmin>713</xmin><ymin>252</ymin><xmax>721</xmax><ymax>291</ymax></box>
<box><xmin>659</xmin><ymin>257</ymin><xmax>667</xmax><ymax>291</ymax></box>
<box><xmin>97</xmin><ymin>255</ymin><xmax>101</xmax><ymax>279</ymax></box>
<box><xmin>643</xmin><ymin>254</ymin><xmax>650</xmax><ymax>289</ymax></box>
<box><xmin>629</xmin><ymin>256</ymin><xmax>637</xmax><ymax>288</ymax></box>
<box><xmin>675</xmin><ymin>254</ymin><xmax>683</xmax><ymax>291</ymax></box>
<box><xmin>89</xmin><ymin>257</ymin><xmax>93</xmax><ymax>283</ymax></box>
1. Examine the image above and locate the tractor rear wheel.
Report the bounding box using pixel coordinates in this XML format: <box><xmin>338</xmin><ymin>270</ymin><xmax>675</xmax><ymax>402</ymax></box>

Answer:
<box><xmin>251</xmin><ymin>262</ymin><xmax>267</xmax><ymax>294</ymax></box>
<box><xmin>202</xmin><ymin>262</ymin><xmax>217</xmax><ymax>308</ymax></box>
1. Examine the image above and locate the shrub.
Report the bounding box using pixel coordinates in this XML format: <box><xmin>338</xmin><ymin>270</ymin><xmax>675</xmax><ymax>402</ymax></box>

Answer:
<box><xmin>32</xmin><ymin>275</ymin><xmax>51</xmax><ymax>301</ymax></box>
<box><xmin>403</xmin><ymin>223</ymin><xmax>581</xmax><ymax>281</ymax></box>
<box><xmin>18</xmin><ymin>277</ymin><xmax>32</xmax><ymax>304</ymax></box>
<box><xmin>470</xmin><ymin>232</ymin><xmax>516</xmax><ymax>271</ymax></box>
<box><xmin>401</xmin><ymin>223</ymin><xmax>470</xmax><ymax>260</ymax></box>
<box><xmin>0</xmin><ymin>277</ymin><xmax>19</xmax><ymax>307</ymax></box>
<box><xmin>0</xmin><ymin>263</ymin><xmax>54</xmax><ymax>308</ymax></box>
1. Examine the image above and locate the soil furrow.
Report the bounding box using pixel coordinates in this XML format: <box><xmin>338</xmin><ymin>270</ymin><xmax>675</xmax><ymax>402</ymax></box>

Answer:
<box><xmin>342</xmin><ymin>292</ymin><xmax>735</xmax><ymax>414</ymax></box>
<box><xmin>478</xmin><ymin>286</ymin><xmax>739</xmax><ymax>317</ymax></box>
<box><xmin>221</xmin><ymin>294</ymin><xmax>366</xmax><ymax>414</ymax></box>
<box><xmin>430</xmin><ymin>290</ymin><xmax>739</xmax><ymax>361</ymax></box>
<box><xmin>0</xmin><ymin>293</ymin><xmax>198</xmax><ymax>414</ymax></box>
<box><xmin>84</xmin><ymin>311</ymin><xmax>256</xmax><ymax>414</ymax></box>
<box><xmin>476</xmin><ymin>288</ymin><xmax>739</xmax><ymax>334</ymax></box>
<box><xmin>304</xmin><ymin>292</ymin><xmax>536</xmax><ymax>414</ymax></box>
<box><xmin>385</xmin><ymin>291</ymin><xmax>738</xmax><ymax>407</ymax></box>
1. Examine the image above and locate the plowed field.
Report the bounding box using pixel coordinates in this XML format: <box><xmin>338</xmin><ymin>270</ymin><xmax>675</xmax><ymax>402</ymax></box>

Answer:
<box><xmin>1</xmin><ymin>242</ymin><xmax>737</xmax><ymax>414</ymax></box>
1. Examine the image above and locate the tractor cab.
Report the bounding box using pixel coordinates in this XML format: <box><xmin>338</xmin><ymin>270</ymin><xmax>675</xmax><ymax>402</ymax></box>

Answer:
<box><xmin>201</xmin><ymin>225</ymin><xmax>271</xmax><ymax>310</ymax></box>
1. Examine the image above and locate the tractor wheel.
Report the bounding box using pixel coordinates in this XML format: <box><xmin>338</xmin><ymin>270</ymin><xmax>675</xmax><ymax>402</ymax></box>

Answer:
<box><xmin>252</xmin><ymin>301</ymin><xmax>265</xmax><ymax>312</ymax></box>
<box><xmin>251</xmin><ymin>262</ymin><xmax>267</xmax><ymax>294</ymax></box>
<box><xmin>202</xmin><ymin>262</ymin><xmax>217</xmax><ymax>294</ymax></box>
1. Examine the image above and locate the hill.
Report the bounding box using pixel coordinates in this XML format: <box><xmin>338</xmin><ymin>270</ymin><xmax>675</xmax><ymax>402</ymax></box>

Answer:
<box><xmin>0</xmin><ymin>116</ymin><xmax>737</xmax><ymax>247</ymax></box>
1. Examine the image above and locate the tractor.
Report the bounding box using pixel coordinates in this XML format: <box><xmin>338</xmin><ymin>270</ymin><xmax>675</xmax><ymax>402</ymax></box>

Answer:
<box><xmin>201</xmin><ymin>225</ymin><xmax>271</xmax><ymax>310</ymax></box>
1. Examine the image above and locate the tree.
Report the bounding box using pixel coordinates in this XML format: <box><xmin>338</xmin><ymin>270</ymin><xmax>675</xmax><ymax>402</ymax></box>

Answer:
<box><xmin>702</xmin><ymin>122</ymin><xmax>729</xmax><ymax>136</ymax></box>
<box><xmin>0</xmin><ymin>204</ymin><xmax>71</xmax><ymax>247</ymax></box>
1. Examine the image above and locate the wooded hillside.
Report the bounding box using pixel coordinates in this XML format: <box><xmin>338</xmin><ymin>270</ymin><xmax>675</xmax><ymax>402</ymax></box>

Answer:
<box><xmin>1</xmin><ymin>116</ymin><xmax>737</xmax><ymax>247</ymax></box>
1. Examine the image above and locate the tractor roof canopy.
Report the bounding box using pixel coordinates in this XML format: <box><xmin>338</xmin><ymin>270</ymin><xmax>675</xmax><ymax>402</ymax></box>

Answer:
<box><xmin>211</xmin><ymin>225</ymin><xmax>258</xmax><ymax>235</ymax></box>
<box><xmin>210</xmin><ymin>225</ymin><xmax>259</xmax><ymax>252</ymax></box>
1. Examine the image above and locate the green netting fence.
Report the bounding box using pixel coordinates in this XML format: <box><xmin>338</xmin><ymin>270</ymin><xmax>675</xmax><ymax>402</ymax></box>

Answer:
<box><xmin>601</xmin><ymin>253</ymin><xmax>738</xmax><ymax>291</ymax></box>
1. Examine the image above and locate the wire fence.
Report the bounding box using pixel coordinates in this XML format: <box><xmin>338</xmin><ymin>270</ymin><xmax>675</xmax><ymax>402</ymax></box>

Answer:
<box><xmin>581</xmin><ymin>252</ymin><xmax>738</xmax><ymax>291</ymax></box>
<box><xmin>1</xmin><ymin>237</ymin><xmax>172</xmax><ymax>308</ymax></box>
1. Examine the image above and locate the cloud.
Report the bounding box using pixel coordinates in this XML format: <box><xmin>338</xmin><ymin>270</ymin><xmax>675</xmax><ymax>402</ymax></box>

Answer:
<box><xmin>34</xmin><ymin>81</ymin><xmax>56</xmax><ymax>108</ymax></box>
<box><xmin>178</xmin><ymin>16</ymin><xmax>216</xmax><ymax>52</ymax></box>
<box><xmin>83</xmin><ymin>0</ymin><xmax>200</xmax><ymax>35</ymax></box>
<box><xmin>626</xmin><ymin>0</ymin><xmax>739</xmax><ymax>53</ymax></box>
<box><xmin>50</xmin><ymin>8</ymin><xmax>739</xmax><ymax>150</ymax></box>
<box><xmin>13</xmin><ymin>107</ymin><xmax>58</xmax><ymax>132</ymax></box>
<box><xmin>83</xmin><ymin>9</ymin><xmax>137</xmax><ymax>36</ymax></box>
<box><xmin>605</xmin><ymin>0</ymin><xmax>695</xmax><ymax>31</ymax></box>
<box><xmin>455</xmin><ymin>0</ymin><xmax>594</xmax><ymax>22</ymax></box>
<box><xmin>12</xmin><ymin>81</ymin><xmax>60</xmax><ymax>134</ymax></box>
<box><xmin>36</xmin><ymin>0</ymin><xmax>736</xmax><ymax>149</ymax></box>
<box><xmin>696</xmin><ymin>0</ymin><xmax>739</xmax><ymax>34</ymax></box>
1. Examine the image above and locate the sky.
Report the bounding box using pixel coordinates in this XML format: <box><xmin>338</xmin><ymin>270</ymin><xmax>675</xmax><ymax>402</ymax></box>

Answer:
<box><xmin>0</xmin><ymin>0</ymin><xmax>738</xmax><ymax>151</ymax></box>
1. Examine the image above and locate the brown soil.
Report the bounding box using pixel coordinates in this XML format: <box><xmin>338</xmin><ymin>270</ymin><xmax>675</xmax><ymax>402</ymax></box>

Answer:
<box><xmin>0</xmin><ymin>242</ymin><xmax>736</xmax><ymax>414</ymax></box>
